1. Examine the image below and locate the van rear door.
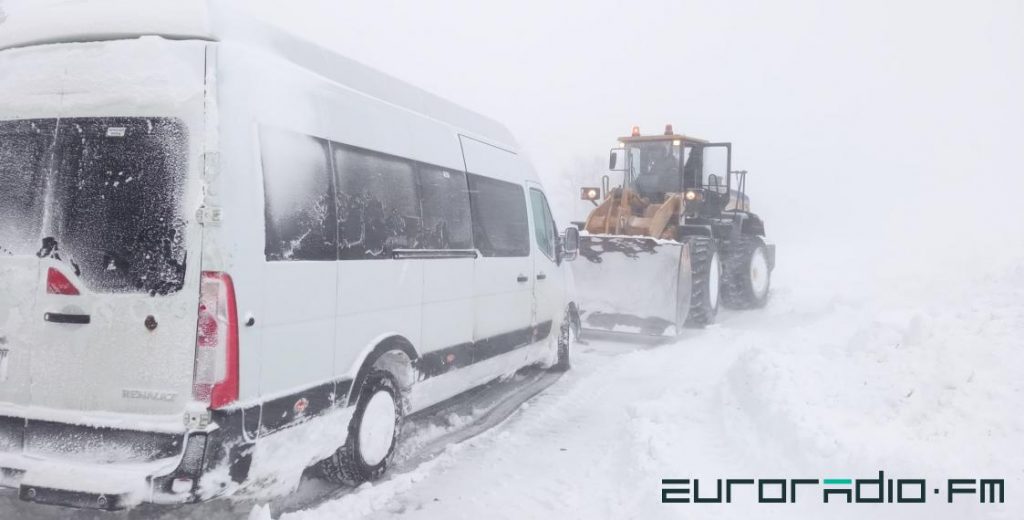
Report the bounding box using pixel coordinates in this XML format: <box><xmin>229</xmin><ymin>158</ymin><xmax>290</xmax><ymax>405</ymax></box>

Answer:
<box><xmin>0</xmin><ymin>117</ymin><xmax>200</xmax><ymax>417</ymax></box>
<box><xmin>0</xmin><ymin>120</ymin><xmax>51</xmax><ymax>408</ymax></box>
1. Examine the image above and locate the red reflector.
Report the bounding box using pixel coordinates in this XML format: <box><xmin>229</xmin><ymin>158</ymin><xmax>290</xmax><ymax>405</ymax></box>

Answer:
<box><xmin>46</xmin><ymin>268</ymin><xmax>80</xmax><ymax>296</ymax></box>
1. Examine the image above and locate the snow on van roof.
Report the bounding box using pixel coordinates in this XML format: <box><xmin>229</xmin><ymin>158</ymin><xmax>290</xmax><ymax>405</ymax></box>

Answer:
<box><xmin>0</xmin><ymin>0</ymin><xmax>214</xmax><ymax>49</ymax></box>
<box><xmin>0</xmin><ymin>0</ymin><xmax>517</xmax><ymax>148</ymax></box>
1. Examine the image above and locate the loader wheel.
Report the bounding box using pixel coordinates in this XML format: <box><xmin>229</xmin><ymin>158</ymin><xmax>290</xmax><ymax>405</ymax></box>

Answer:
<box><xmin>684</xmin><ymin>237</ymin><xmax>720</xmax><ymax>328</ymax></box>
<box><xmin>318</xmin><ymin>370</ymin><xmax>403</xmax><ymax>485</ymax></box>
<box><xmin>721</xmin><ymin>236</ymin><xmax>771</xmax><ymax>309</ymax></box>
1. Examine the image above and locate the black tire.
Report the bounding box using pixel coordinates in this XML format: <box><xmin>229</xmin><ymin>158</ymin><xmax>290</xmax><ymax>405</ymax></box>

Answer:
<box><xmin>684</xmin><ymin>237</ymin><xmax>721</xmax><ymax>328</ymax></box>
<box><xmin>721</xmin><ymin>235</ymin><xmax>772</xmax><ymax>309</ymax></box>
<box><xmin>318</xmin><ymin>370</ymin><xmax>403</xmax><ymax>485</ymax></box>
<box><xmin>551</xmin><ymin>308</ymin><xmax>577</xmax><ymax>372</ymax></box>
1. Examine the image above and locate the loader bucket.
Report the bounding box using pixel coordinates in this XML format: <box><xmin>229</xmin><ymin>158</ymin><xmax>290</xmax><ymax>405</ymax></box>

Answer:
<box><xmin>573</xmin><ymin>235</ymin><xmax>692</xmax><ymax>336</ymax></box>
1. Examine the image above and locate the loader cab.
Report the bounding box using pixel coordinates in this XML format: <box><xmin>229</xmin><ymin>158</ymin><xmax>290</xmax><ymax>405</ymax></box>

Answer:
<box><xmin>612</xmin><ymin>128</ymin><xmax>733</xmax><ymax>216</ymax></box>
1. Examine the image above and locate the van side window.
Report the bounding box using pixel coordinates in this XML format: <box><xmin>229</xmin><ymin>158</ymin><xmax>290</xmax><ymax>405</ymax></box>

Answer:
<box><xmin>260</xmin><ymin>127</ymin><xmax>337</xmax><ymax>261</ymax></box>
<box><xmin>529</xmin><ymin>188</ymin><xmax>557</xmax><ymax>261</ymax></box>
<box><xmin>334</xmin><ymin>145</ymin><xmax>422</xmax><ymax>259</ymax></box>
<box><xmin>419</xmin><ymin>166</ymin><xmax>473</xmax><ymax>250</ymax></box>
<box><xmin>467</xmin><ymin>174</ymin><xmax>530</xmax><ymax>257</ymax></box>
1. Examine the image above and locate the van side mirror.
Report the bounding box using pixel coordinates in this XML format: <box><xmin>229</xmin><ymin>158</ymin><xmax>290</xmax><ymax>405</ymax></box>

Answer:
<box><xmin>561</xmin><ymin>227</ymin><xmax>580</xmax><ymax>261</ymax></box>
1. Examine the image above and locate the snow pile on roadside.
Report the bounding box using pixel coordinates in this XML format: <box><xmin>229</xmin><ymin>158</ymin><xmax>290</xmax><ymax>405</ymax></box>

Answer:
<box><xmin>720</xmin><ymin>262</ymin><xmax>1024</xmax><ymax>478</ymax></box>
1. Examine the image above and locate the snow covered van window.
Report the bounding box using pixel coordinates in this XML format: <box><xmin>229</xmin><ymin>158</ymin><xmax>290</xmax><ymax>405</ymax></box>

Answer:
<box><xmin>334</xmin><ymin>144</ymin><xmax>422</xmax><ymax>259</ymax></box>
<box><xmin>260</xmin><ymin>127</ymin><xmax>337</xmax><ymax>261</ymax></box>
<box><xmin>0</xmin><ymin>118</ymin><xmax>189</xmax><ymax>295</ymax></box>
<box><xmin>468</xmin><ymin>174</ymin><xmax>530</xmax><ymax>257</ymax></box>
<box><xmin>417</xmin><ymin>165</ymin><xmax>473</xmax><ymax>250</ymax></box>
<box><xmin>0</xmin><ymin>120</ymin><xmax>48</xmax><ymax>257</ymax></box>
<box><xmin>262</xmin><ymin>127</ymin><xmax>478</xmax><ymax>261</ymax></box>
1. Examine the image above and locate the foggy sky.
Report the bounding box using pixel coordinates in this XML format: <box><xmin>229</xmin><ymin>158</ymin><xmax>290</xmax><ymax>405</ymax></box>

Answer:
<box><xmin>6</xmin><ymin>0</ymin><xmax>1020</xmax><ymax>252</ymax></box>
<box><xmin>235</xmin><ymin>0</ymin><xmax>1024</xmax><ymax>253</ymax></box>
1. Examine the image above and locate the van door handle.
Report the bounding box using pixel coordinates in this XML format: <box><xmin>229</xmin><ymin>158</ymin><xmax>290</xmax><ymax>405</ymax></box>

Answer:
<box><xmin>536</xmin><ymin>273</ymin><xmax>547</xmax><ymax>280</ymax></box>
<box><xmin>516</xmin><ymin>274</ymin><xmax>529</xmax><ymax>283</ymax></box>
<box><xmin>44</xmin><ymin>312</ymin><xmax>91</xmax><ymax>325</ymax></box>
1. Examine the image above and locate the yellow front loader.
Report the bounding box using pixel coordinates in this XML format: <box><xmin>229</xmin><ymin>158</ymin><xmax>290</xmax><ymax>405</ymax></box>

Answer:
<box><xmin>573</xmin><ymin>125</ymin><xmax>775</xmax><ymax>336</ymax></box>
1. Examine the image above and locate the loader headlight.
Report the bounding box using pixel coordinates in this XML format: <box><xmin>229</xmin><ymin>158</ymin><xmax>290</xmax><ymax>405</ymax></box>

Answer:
<box><xmin>685</xmin><ymin>190</ymin><xmax>701</xmax><ymax>201</ymax></box>
<box><xmin>581</xmin><ymin>187</ymin><xmax>602</xmax><ymax>201</ymax></box>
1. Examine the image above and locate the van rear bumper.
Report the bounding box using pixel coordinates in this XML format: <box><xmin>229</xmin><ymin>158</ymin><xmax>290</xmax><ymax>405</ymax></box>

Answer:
<box><xmin>0</xmin><ymin>410</ymin><xmax>251</xmax><ymax>510</ymax></box>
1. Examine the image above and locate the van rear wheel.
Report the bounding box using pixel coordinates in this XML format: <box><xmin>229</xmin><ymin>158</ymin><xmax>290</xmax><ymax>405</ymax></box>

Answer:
<box><xmin>319</xmin><ymin>370</ymin><xmax>403</xmax><ymax>485</ymax></box>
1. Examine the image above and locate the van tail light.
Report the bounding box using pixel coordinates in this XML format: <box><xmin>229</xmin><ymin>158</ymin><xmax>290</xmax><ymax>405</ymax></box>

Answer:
<box><xmin>193</xmin><ymin>272</ymin><xmax>239</xmax><ymax>410</ymax></box>
<box><xmin>46</xmin><ymin>268</ymin><xmax>80</xmax><ymax>296</ymax></box>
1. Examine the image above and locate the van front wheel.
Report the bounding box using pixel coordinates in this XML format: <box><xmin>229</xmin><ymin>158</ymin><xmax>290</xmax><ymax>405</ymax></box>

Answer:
<box><xmin>320</xmin><ymin>370</ymin><xmax>403</xmax><ymax>485</ymax></box>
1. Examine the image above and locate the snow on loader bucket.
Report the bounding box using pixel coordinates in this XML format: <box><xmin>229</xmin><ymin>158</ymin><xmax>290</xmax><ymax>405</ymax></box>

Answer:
<box><xmin>575</xmin><ymin>235</ymin><xmax>692</xmax><ymax>336</ymax></box>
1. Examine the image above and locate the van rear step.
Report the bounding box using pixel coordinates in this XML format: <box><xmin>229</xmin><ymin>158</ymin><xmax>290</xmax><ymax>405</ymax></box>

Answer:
<box><xmin>20</xmin><ymin>485</ymin><xmax>130</xmax><ymax>511</ymax></box>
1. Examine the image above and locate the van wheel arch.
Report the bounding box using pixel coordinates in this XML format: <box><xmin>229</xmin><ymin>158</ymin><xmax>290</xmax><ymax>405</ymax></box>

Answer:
<box><xmin>348</xmin><ymin>336</ymin><xmax>417</xmax><ymax>407</ymax></box>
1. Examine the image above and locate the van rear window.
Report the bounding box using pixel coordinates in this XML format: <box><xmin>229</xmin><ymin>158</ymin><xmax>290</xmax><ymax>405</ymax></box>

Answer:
<box><xmin>0</xmin><ymin>120</ymin><xmax>49</xmax><ymax>257</ymax></box>
<box><xmin>0</xmin><ymin>118</ymin><xmax>189</xmax><ymax>295</ymax></box>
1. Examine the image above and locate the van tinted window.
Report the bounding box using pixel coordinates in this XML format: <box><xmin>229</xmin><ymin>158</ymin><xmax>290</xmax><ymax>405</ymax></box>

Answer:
<box><xmin>261</xmin><ymin>127</ymin><xmax>337</xmax><ymax>261</ymax></box>
<box><xmin>419</xmin><ymin>166</ymin><xmax>473</xmax><ymax>250</ymax></box>
<box><xmin>334</xmin><ymin>145</ymin><xmax>422</xmax><ymax>259</ymax></box>
<box><xmin>529</xmin><ymin>188</ymin><xmax>557</xmax><ymax>261</ymax></box>
<box><xmin>0</xmin><ymin>118</ymin><xmax>189</xmax><ymax>295</ymax></box>
<box><xmin>468</xmin><ymin>174</ymin><xmax>529</xmax><ymax>257</ymax></box>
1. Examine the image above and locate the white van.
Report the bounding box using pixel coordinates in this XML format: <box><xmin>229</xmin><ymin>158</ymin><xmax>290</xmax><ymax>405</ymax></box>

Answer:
<box><xmin>0</xmin><ymin>1</ymin><xmax>580</xmax><ymax>510</ymax></box>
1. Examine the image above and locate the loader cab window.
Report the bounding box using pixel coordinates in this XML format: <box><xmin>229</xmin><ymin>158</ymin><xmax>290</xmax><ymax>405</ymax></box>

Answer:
<box><xmin>701</xmin><ymin>145</ymin><xmax>730</xmax><ymax>194</ymax></box>
<box><xmin>683</xmin><ymin>144</ymin><xmax>702</xmax><ymax>190</ymax></box>
<box><xmin>627</xmin><ymin>140</ymin><xmax>682</xmax><ymax>199</ymax></box>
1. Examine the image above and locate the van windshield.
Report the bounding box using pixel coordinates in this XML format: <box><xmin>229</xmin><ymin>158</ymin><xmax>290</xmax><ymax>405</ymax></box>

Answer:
<box><xmin>0</xmin><ymin>118</ymin><xmax>189</xmax><ymax>295</ymax></box>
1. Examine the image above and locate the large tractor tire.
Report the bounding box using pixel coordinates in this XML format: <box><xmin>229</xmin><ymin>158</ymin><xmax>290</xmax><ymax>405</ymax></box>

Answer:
<box><xmin>684</xmin><ymin>236</ymin><xmax>720</xmax><ymax>328</ymax></box>
<box><xmin>721</xmin><ymin>235</ymin><xmax>772</xmax><ymax>309</ymax></box>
